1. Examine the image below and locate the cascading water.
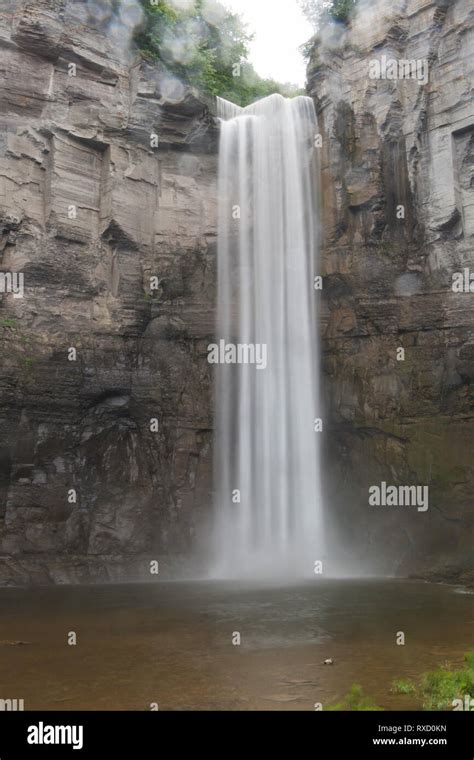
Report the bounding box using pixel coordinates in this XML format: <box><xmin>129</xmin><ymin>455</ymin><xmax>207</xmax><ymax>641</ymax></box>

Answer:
<box><xmin>212</xmin><ymin>93</ymin><xmax>323</xmax><ymax>578</ymax></box>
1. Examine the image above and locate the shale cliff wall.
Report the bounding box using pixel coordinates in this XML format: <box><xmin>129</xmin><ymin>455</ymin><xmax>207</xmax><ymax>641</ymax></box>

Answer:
<box><xmin>1</xmin><ymin>0</ymin><xmax>472</xmax><ymax>585</ymax></box>
<box><xmin>0</xmin><ymin>0</ymin><xmax>218</xmax><ymax>584</ymax></box>
<box><xmin>308</xmin><ymin>0</ymin><xmax>474</xmax><ymax>581</ymax></box>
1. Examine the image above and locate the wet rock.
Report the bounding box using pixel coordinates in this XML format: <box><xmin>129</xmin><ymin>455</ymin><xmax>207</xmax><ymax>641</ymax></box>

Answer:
<box><xmin>308</xmin><ymin>0</ymin><xmax>474</xmax><ymax>579</ymax></box>
<box><xmin>0</xmin><ymin>0</ymin><xmax>217</xmax><ymax>584</ymax></box>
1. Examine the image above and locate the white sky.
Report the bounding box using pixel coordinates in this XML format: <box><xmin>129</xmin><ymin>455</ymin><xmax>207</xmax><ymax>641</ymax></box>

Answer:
<box><xmin>224</xmin><ymin>0</ymin><xmax>313</xmax><ymax>87</ymax></box>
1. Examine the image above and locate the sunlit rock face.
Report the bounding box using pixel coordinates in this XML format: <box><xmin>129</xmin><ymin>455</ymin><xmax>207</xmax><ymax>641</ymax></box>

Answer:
<box><xmin>0</xmin><ymin>0</ymin><xmax>218</xmax><ymax>584</ymax></box>
<box><xmin>308</xmin><ymin>0</ymin><xmax>474</xmax><ymax>582</ymax></box>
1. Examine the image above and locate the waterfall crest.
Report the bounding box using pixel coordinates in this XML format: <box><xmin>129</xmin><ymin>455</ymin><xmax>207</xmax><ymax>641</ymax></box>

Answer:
<box><xmin>212</xmin><ymin>93</ymin><xmax>323</xmax><ymax>578</ymax></box>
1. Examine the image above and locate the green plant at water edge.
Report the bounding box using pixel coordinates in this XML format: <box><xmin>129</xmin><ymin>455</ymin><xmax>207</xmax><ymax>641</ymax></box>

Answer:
<box><xmin>392</xmin><ymin>678</ymin><xmax>416</xmax><ymax>695</ymax></box>
<box><xmin>133</xmin><ymin>0</ymin><xmax>302</xmax><ymax>107</ymax></box>
<box><xmin>420</xmin><ymin>653</ymin><xmax>474</xmax><ymax>710</ymax></box>
<box><xmin>326</xmin><ymin>684</ymin><xmax>383</xmax><ymax>711</ymax></box>
<box><xmin>393</xmin><ymin>653</ymin><xmax>474</xmax><ymax>710</ymax></box>
<box><xmin>464</xmin><ymin>652</ymin><xmax>474</xmax><ymax>668</ymax></box>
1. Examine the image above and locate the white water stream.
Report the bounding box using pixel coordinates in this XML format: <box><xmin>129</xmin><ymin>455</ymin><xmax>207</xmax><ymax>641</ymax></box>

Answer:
<box><xmin>212</xmin><ymin>94</ymin><xmax>323</xmax><ymax>577</ymax></box>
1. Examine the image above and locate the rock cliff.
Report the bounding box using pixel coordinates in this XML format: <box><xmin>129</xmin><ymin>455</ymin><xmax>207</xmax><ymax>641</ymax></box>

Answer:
<box><xmin>0</xmin><ymin>0</ymin><xmax>218</xmax><ymax>584</ymax></box>
<box><xmin>1</xmin><ymin>0</ymin><xmax>472</xmax><ymax>585</ymax></box>
<box><xmin>308</xmin><ymin>0</ymin><xmax>474</xmax><ymax>581</ymax></box>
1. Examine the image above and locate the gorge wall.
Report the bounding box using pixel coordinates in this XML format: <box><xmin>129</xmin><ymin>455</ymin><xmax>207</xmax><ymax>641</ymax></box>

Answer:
<box><xmin>309</xmin><ymin>0</ymin><xmax>474</xmax><ymax>582</ymax></box>
<box><xmin>0</xmin><ymin>0</ymin><xmax>472</xmax><ymax>585</ymax></box>
<box><xmin>0</xmin><ymin>0</ymin><xmax>218</xmax><ymax>584</ymax></box>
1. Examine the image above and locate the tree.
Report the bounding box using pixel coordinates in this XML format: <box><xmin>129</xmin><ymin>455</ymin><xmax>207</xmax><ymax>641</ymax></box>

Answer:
<box><xmin>299</xmin><ymin>0</ymin><xmax>357</xmax><ymax>28</ymax></box>
<box><xmin>133</xmin><ymin>0</ymin><xmax>300</xmax><ymax>106</ymax></box>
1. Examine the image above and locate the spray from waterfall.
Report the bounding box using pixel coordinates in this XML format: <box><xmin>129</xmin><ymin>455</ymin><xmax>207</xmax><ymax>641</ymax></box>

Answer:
<box><xmin>212</xmin><ymin>93</ymin><xmax>323</xmax><ymax>579</ymax></box>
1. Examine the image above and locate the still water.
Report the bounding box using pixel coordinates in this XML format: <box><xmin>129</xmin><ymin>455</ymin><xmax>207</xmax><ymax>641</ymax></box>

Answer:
<box><xmin>0</xmin><ymin>579</ymin><xmax>471</xmax><ymax>710</ymax></box>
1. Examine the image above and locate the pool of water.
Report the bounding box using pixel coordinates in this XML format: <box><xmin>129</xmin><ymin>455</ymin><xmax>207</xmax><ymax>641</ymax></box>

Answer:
<box><xmin>0</xmin><ymin>578</ymin><xmax>472</xmax><ymax>710</ymax></box>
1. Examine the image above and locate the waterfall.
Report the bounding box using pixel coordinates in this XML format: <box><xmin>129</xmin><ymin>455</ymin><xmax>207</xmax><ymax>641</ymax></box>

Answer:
<box><xmin>212</xmin><ymin>93</ymin><xmax>323</xmax><ymax>578</ymax></box>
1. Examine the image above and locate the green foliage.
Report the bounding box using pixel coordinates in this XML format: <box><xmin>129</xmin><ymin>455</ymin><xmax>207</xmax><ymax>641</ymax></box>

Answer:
<box><xmin>392</xmin><ymin>678</ymin><xmax>416</xmax><ymax>695</ymax></box>
<box><xmin>419</xmin><ymin>655</ymin><xmax>474</xmax><ymax>710</ymax></box>
<box><xmin>464</xmin><ymin>651</ymin><xmax>474</xmax><ymax>669</ymax></box>
<box><xmin>322</xmin><ymin>653</ymin><xmax>474</xmax><ymax>712</ymax></box>
<box><xmin>21</xmin><ymin>356</ymin><xmax>36</xmax><ymax>382</ymax></box>
<box><xmin>133</xmin><ymin>0</ymin><xmax>300</xmax><ymax>106</ymax></box>
<box><xmin>218</xmin><ymin>67</ymin><xmax>303</xmax><ymax>109</ymax></box>
<box><xmin>328</xmin><ymin>0</ymin><xmax>357</xmax><ymax>22</ymax></box>
<box><xmin>392</xmin><ymin>653</ymin><xmax>474</xmax><ymax>710</ymax></box>
<box><xmin>326</xmin><ymin>684</ymin><xmax>383</xmax><ymax>711</ymax></box>
<box><xmin>299</xmin><ymin>0</ymin><xmax>357</xmax><ymax>28</ymax></box>
<box><xmin>0</xmin><ymin>318</ymin><xmax>17</xmax><ymax>329</ymax></box>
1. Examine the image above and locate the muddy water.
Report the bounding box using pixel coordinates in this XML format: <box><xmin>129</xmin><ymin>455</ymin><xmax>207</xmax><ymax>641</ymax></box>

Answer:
<box><xmin>0</xmin><ymin>579</ymin><xmax>472</xmax><ymax>710</ymax></box>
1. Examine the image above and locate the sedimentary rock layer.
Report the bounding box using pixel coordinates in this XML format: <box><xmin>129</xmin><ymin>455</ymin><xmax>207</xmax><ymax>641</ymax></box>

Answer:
<box><xmin>308</xmin><ymin>0</ymin><xmax>474</xmax><ymax>581</ymax></box>
<box><xmin>0</xmin><ymin>0</ymin><xmax>218</xmax><ymax>584</ymax></box>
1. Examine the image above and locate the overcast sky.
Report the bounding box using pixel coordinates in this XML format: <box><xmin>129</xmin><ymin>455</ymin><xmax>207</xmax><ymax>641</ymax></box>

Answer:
<box><xmin>224</xmin><ymin>0</ymin><xmax>313</xmax><ymax>86</ymax></box>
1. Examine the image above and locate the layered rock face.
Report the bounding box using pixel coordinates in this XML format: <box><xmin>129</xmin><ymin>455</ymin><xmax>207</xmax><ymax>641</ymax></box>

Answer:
<box><xmin>1</xmin><ymin>0</ymin><xmax>472</xmax><ymax>586</ymax></box>
<box><xmin>0</xmin><ymin>0</ymin><xmax>218</xmax><ymax>583</ymax></box>
<box><xmin>308</xmin><ymin>0</ymin><xmax>474</xmax><ymax>580</ymax></box>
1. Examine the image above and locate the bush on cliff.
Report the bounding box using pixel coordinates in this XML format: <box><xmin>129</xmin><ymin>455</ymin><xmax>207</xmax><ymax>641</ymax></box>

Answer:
<box><xmin>299</xmin><ymin>0</ymin><xmax>357</xmax><ymax>27</ymax></box>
